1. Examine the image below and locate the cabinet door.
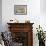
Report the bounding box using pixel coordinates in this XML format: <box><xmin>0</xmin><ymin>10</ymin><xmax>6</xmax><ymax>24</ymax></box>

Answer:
<box><xmin>11</xmin><ymin>32</ymin><xmax>28</xmax><ymax>46</ymax></box>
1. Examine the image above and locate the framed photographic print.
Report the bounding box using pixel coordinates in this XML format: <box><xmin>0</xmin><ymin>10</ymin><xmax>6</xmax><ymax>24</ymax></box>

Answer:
<box><xmin>14</xmin><ymin>5</ymin><xmax>27</xmax><ymax>15</ymax></box>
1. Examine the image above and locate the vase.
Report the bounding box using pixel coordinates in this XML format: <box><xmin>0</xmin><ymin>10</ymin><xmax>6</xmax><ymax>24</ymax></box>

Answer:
<box><xmin>39</xmin><ymin>40</ymin><xmax>45</xmax><ymax>46</ymax></box>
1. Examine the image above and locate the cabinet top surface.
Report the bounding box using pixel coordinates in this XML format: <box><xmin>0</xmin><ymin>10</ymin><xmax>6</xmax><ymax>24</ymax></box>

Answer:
<box><xmin>7</xmin><ymin>23</ymin><xmax>34</xmax><ymax>25</ymax></box>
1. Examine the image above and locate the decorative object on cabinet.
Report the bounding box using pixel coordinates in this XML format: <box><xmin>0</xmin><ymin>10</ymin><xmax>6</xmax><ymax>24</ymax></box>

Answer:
<box><xmin>25</xmin><ymin>20</ymin><xmax>30</xmax><ymax>23</ymax></box>
<box><xmin>8</xmin><ymin>19</ymin><xmax>19</xmax><ymax>23</ymax></box>
<box><xmin>14</xmin><ymin>5</ymin><xmax>27</xmax><ymax>15</ymax></box>
<box><xmin>7</xmin><ymin>23</ymin><xmax>34</xmax><ymax>46</ymax></box>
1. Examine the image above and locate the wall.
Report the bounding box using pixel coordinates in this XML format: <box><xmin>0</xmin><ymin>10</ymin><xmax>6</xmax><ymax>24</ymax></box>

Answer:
<box><xmin>0</xmin><ymin>0</ymin><xmax>2</xmax><ymax>32</ymax></box>
<box><xmin>40</xmin><ymin>0</ymin><xmax>46</xmax><ymax>13</ymax></box>
<box><xmin>2</xmin><ymin>0</ymin><xmax>40</xmax><ymax>30</ymax></box>
<box><xmin>40</xmin><ymin>0</ymin><xmax>46</xmax><ymax>31</ymax></box>
<box><xmin>2</xmin><ymin>0</ymin><xmax>46</xmax><ymax>46</ymax></box>
<box><xmin>2</xmin><ymin>0</ymin><xmax>40</xmax><ymax>46</ymax></box>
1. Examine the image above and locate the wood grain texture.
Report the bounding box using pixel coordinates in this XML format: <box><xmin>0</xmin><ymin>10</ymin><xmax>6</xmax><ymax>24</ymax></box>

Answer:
<box><xmin>7</xmin><ymin>23</ymin><xmax>34</xmax><ymax>46</ymax></box>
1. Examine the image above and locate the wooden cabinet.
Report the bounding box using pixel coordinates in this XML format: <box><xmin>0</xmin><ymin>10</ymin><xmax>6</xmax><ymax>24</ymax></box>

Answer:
<box><xmin>7</xmin><ymin>23</ymin><xmax>34</xmax><ymax>46</ymax></box>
